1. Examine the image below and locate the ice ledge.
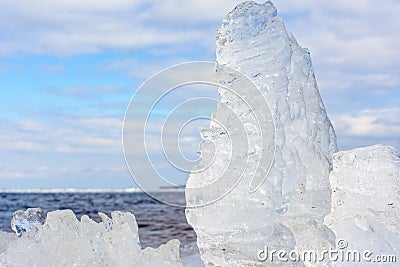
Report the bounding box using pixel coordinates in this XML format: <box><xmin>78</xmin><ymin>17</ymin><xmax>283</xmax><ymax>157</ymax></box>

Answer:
<box><xmin>0</xmin><ymin>209</ymin><xmax>183</xmax><ymax>267</ymax></box>
<box><xmin>326</xmin><ymin>145</ymin><xmax>400</xmax><ymax>261</ymax></box>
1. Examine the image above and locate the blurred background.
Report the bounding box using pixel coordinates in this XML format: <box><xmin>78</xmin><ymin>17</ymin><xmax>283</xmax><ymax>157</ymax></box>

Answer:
<box><xmin>0</xmin><ymin>0</ymin><xmax>399</xmax><ymax>189</ymax></box>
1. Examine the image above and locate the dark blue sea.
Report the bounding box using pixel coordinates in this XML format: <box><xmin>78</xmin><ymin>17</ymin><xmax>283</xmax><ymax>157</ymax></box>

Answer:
<box><xmin>0</xmin><ymin>191</ymin><xmax>196</xmax><ymax>249</ymax></box>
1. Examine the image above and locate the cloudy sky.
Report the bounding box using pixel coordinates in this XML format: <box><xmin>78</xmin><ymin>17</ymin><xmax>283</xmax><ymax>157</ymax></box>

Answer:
<box><xmin>0</xmin><ymin>0</ymin><xmax>399</xmax><ymax>189</ymax></box>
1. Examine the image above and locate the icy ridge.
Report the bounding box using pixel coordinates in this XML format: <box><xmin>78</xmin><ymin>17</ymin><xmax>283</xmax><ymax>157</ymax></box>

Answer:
<box><xmin>0</xmin><ymin>210</ymin><xmax>183</xmax><ymax>267</ymax></box>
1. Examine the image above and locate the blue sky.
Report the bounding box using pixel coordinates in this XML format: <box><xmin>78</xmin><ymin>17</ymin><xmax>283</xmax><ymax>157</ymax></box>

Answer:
<box><xmin>0</xmin><ymin>0</ymin><xmax>399</xmax><ymax>189</ymax></box>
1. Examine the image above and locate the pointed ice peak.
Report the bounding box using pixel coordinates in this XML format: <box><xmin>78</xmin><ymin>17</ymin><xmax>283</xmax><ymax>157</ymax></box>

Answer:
<box><xmin>219</xmin><ymin>1</ymin><xmax>277</xmax><ymax>36</ymax></box>
<box><xmin>217</xmin><ymin>1</ymin><xmax>280</xmax><ymax>49</ymax></box>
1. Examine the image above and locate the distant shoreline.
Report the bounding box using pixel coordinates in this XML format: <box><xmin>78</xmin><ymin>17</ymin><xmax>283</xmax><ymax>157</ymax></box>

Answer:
<box><xmin>0</xmin><ymin>188</ymin><xmax>185</xmax><ymax>193</ymax></box>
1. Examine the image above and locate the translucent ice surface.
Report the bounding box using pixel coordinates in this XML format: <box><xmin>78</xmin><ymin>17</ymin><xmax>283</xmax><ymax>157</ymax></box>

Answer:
<box><xmin>0</xmin><ymin>210</ymin><xmax>183</xmax><ymax>267</ymax></box>
<box><xmin>11</xmin><ymin>208</ymin><xmax>45</xmax><ymax>237</ymax></box>
<box><xmin>186</xmin><ymin>1</ymin><xmax>337</xmax><ymax>266</ymax></box>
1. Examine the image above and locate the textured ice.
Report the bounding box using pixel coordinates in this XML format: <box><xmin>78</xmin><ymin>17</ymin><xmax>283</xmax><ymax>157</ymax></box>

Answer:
<box><xmin>0</xmin><ymin>2</ymin><xmax>399</xmax><ymax>267</ymax></box>
<box><xmin>325</xmin><ymin>145</ymin><xmax>400</xmax><ymax>265</ymax></box>
<box><xmin>186</xmin><ymin>1</ymin><xmax>337</xmax><ymax>266</ymax></box>
<box><xmin>0</xmin><ymin>231</ymin><xmax>17</xmax><ymax>254</ymax></box>
<box><xmin>0</xmin><ymin>209</ymin><xmax>183</xmax><ymax>267</ymax></box>
<box><xmin>11</xmin><ymin>208</ymin><xmax>45</xmax><ymax>237</ymax></box>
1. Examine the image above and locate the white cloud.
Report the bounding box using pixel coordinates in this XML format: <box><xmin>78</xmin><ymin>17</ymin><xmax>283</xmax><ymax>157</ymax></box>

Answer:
<box><xmin>0</xmin><ymin>116</ymin><xmax>132</xmax><ymax>182</ymax></box>
<box><xmin>274</xmin><ymin>1</ymin><xmax>400</xmax><ymax>90</ymax></box>
<box><xmin>1</xmin><ymin>0</ymin><xmax>399</xmax><ymax>73</ymax></box>
<box><xmin>42</xmin><ymin>85</ymin><xmax>129</xmax><ymax>100</ymax></box>
<box><xmin>0</xmin><ymin>165</ymin><xmax>49</xmax><ymax>179</ymax></box>
<box><xmin>103</xmin><ymin>58</ymin><xmax>188</xmax><ymax>80</ymax></box>
<box><xmin>0</xmin><ymin>171</ymin><xmax>32</xmax><ymax>179</ymax></box>
<box><xmin>0</xmin><ymin>117</ymin><xmax>123</xmax><ymax>154</ymax></box>
<box><xmin>0</xmin><ymin>0</ymin><xmax>243</xmax><ymax>56</ymax></box>
<box><xmin>0</xmin><ymin>112</ymin><xmax>202</xmax><ymax>182</ymax></box>
<box><xmin>331</xmin><ymin>108</ymin><xmax>400</xmax><ymax>149</ymax></box>
<box><xmin>333</xmin><ymin>108</ymin><xmax>400</xmax><ymax>138</ymax></box>
<box><xmin>15</xmin><ymin>119</ymin><xmax>48</xmax><ymax>132</ymax></box>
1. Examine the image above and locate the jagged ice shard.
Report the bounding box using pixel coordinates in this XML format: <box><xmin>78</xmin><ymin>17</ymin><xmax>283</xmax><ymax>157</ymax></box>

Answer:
<box><xmin>186</xmin><ymin>1</ymin><xmax>338</xmax><ymax>266</ymax></box>
<box><xmin>0</xmin><ymin>210</ymin><xmax>183</xmax><ymax>267</ymax></box>
<box><xmin>0</xmin><ymin>2</ymin><xmax>399</xmax><ymax>267</ymax></box>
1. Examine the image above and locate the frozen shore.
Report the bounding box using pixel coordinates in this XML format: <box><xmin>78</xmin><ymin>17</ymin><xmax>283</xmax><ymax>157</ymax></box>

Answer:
<box><xmin>1</xmin><ymin>144</ymin><xmax>399</xmax><ymax>266</ymax></box>
<box><xmin>1</xmin><ymin>1</ymin><xmax>399</xmax><ymax>266</ymax></box>
<box><xmin>0</xmin><ymin>209</ymin><xmax>185</xmax><ymax>266</ymax></box>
